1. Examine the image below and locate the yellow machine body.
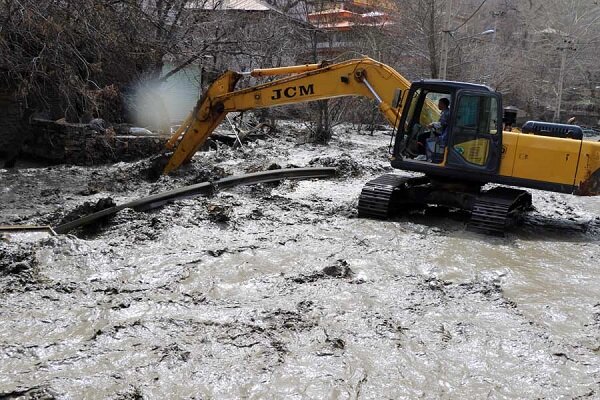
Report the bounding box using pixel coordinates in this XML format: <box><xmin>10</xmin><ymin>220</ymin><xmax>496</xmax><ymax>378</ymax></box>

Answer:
<box><xmin>499</xmin><ymin>131</ymin><xmax>600</xmax><ymax>194</ymax></box>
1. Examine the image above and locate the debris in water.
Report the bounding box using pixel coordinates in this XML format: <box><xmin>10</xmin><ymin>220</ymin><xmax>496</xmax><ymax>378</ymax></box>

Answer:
<box><xmin>322</xmin><ymin>259</ymin><xmax>354</xmax><ymax>278</ymax></box>
<box><xmin>58</xmin><ymin>197</ymin><xmax>116</xmax><ymax>227</ymax></box>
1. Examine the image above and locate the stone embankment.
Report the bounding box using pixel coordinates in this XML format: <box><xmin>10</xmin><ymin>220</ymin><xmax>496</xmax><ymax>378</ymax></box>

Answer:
<box><xmin>21</xmin><ymin>119</ymin><xmax>167</xmax><ymax>165</ymax></box>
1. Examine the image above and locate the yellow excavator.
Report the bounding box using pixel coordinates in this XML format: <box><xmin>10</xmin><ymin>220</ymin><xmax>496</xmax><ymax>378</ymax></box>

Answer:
<box><xmin>162</xmin><ymin>57</ymin><xmax>600</xmax><ymax>234</ymax></box>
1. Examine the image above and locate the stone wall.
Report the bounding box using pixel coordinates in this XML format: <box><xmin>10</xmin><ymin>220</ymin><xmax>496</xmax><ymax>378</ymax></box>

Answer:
<box><xmin>0</xmin><ymin>92</ymin><xmax>22</xmax><ymax>157</ymax></box>
<box><xmin>21</xmin><ymin>119</ymin><xmax>168</xmax><ymax>165</ymax></box>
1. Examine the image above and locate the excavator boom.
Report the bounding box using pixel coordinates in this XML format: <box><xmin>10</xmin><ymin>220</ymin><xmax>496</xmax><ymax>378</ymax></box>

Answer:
<box><xmin>163</xmin><ymin>57</ymin><xmax>430</xmax><ymax>174</ymax></box>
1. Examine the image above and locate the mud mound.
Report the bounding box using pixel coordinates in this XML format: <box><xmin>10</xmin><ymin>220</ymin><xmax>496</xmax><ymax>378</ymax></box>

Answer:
<box><xmin>185</xmin><ymin>165</ymin><xmax>229</xmax><ymax>185</ymax></box>
<box><xmin>205</xmin><ymin>203</ymin><xmax>232</xmax><ymax>223</ymax></box>
<box><xmin>245</xmin><ymin>162</ymin><xmax>282</xmax><ymax>174</ymax></box>
<box><xmin>0</xmin><ymin>242</ymin><xmax>40</xmax><ymax>289</ymax></box>
<box><xmin>521</xmin><ymin>193</ymin><xmax>597</xmax><ymax>235</ymax></box>
<box><xmin>81</xmin><ymin>163</ymin><xmax>156</xmax><ymax>195</ymax></box>
<box><xmin>97</xmin><ymin>208</ymin><xmax>161</xmax><ymax>242</ymax></box>
<box><xmin>111</xmin><ymin>386</ymin><xmax>144</xmax><ymax>400</ymax></box>
<box><xmin>364</xmin><ymin>144</ymin><xmax>395</xmax><ymax>162</ymax></box>
<box><xmin>308</xmin><ymin>153</ymin><xmax>362</xmax><ymax>177</ymax></box>
<box><xmin>76</xmin><ymin>156</ymin><xmax>229</xmax><ymax>199</ymax></box>
<box><xmin>0</xmin><ymin>242</ymin><xmax>35</xmax><ymax>273</ymax></box>
<box><xmin>57</xmin><ymin>197</ymin><xmax>116</xmax><ymax>227</ymax></box>
<box><xmin>322</xmin><ymin>259</ymin><xmax>354</xmax><ymax>278</ymax></box>
<box><xmin>144</xmin><ymin>153</ymin><xmax>228</xmax><ymax>184</ymax></box>
<box><xmin>262</xmin><ymin>308</ymin><xmax>316</xmax><ymax>332</ymax></box>
<box><xmin>290</xmin><ymin>259</ymin><xmax>356</xmax><ymax>283</ymax></box>
<box><xmin>0</xmin><ymin>386</ymin><xmax>59</xmax><ymax>400</ymax></box>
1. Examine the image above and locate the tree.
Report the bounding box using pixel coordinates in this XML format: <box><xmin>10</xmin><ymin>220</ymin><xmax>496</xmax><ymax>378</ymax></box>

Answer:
<box><xmin>531</xmin><ymin>0</ymin><xmax>600</xmax><ymax>121</ymax></box>
<box><xmin>0</xmin><ymin>0</ymin><xmax>158</xmax><ymax>121</ymax></box>
<box><xmin>392</xmin><ymin>0</ymin><xmax>446</xmax><ymax>79</ymax></box>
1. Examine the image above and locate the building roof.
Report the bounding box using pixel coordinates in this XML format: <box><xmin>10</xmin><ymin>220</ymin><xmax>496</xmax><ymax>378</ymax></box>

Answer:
<box><xmin>186</xmin><ymin>0</ymin><xmax>271</xmax><ymax>11</ymax></box>
<box><xmin>308</xmin><ymin>5</ymin><xmax>392</xmax><ymax>31</ymax></box>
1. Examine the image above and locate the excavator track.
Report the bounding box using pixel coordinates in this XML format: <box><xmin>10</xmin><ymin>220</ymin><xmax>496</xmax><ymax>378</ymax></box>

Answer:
<box><xmin>467</xmin><ymin>187</ymin><xmax>532</xmax><ymax>235</ymax></box>
<box><xmin>358</xmin><ymin>174</ymin><xmax>409</xmax><ymax>218</ymax></box>
<box><xmin>359</xmin><ymin>174</ymin><xmax>533</xmax><ymax>236</ymax></box>
<box><xmin>357</xmin><ymin>174</ymin><xmax>430</xmax><ymax>218</ymax></box>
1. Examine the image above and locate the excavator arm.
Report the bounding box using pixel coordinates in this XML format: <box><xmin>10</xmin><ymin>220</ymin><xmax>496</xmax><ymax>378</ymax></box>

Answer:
<box><xmin>163</xmin><ymin>57</ymin><xmax>431</xmax><ymax>174</ymax></box>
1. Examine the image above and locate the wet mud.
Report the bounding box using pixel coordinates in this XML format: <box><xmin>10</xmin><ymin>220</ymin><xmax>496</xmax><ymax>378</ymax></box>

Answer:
<box><xmin>1</xmin><ymin>123</ymin><xmax>599</xmax><ymax>398</ymax></box>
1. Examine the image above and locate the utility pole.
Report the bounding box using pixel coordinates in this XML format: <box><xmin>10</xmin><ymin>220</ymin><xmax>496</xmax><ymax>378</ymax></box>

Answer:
<box><xmin>439</xmin><ymin>31</ymin><xmax>449</xmax><ymax>80</ymax></box>
<box><xmin>553</xmin><ymin>38</ymin><xmax>576</xmax><ymax>122</ymax></box>
<box><xmin>438</xmin><ymin>0</ymin><xmax>454</xmax><ymax>80</ymax></box>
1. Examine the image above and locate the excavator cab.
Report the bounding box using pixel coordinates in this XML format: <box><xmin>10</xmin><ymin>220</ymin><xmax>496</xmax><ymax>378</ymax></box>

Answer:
<box><xmin>393</xmin><ymin>81</ymin><xmax>503</xmax><ymax>180</ymax></box>
<box><xmin>360</xmin><ymin>81</ymin><xmax>530</xmax><ymax>234</ymax></box>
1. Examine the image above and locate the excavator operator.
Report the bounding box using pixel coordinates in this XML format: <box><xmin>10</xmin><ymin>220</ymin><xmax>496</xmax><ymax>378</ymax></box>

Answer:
<box><xmin>416</xmin><ymin>97</ymin><xmax>451</xmax><ymax>161</ymax></box>
<box><xmin>431</xmin><ymin>97</ymin><xmax>451</xmax><ymax>143</ymax></box>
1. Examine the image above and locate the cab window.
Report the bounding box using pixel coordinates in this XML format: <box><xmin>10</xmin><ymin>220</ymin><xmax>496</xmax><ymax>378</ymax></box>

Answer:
<box><xmin>452</xmin><ymin>95</ymin><xmax>498</xmax><ymax>166</ymax></box>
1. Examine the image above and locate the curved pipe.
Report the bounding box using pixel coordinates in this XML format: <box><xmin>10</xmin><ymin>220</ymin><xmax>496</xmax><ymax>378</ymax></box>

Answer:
<box><xmin>53</xmin><ymin>167</ymin><xmax>336</xmax><ymax>234</ymax></box>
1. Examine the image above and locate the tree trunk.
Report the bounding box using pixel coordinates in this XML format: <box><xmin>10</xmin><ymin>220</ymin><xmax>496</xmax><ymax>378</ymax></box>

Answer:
<box><xmin>308</xmin><ymin>28</ymin><xmax>331</xmax><ymax>144</ymax></box>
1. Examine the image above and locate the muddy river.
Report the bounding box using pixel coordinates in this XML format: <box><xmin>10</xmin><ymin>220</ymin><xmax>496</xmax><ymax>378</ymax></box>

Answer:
<box><xmin>1</xmin><ymin>124</ymin><xmax>599</xmax><ymax>399</ymax></box>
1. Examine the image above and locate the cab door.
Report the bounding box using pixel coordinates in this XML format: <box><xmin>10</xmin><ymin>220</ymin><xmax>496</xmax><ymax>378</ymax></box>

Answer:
<box><xmin>446</xmin><ymin>90</ymin><xmax>502</xmax><ymax>174</ymax></box>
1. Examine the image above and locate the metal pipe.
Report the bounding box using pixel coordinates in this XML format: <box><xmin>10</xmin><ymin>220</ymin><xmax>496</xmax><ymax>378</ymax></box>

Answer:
<box><xmin>53</xmin><ymin>168</ymin><xmax>337</xmax><ymax>234</ymax></box>
<box><xmin>0</xmin><ymin>225</ymin><xmax>56</xmax><ymax>235</ymax></box>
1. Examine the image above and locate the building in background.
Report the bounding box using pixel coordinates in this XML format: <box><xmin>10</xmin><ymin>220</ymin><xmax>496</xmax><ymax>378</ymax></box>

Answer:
<box><xmin>307</xmin><ymin>0</ymin><xmax>395</xmax><ymax>58</ymax></box>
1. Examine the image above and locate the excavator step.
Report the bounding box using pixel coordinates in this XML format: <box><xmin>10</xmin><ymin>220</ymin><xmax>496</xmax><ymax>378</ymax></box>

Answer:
<box><xmin>358</xmin><ymin>174</ymin><xmax>411</xmax><ymax>218</ymax></box>
<box><xmin>467</xmin><ymin>187</ymin><xmax>532</xmax><ymax>235</ymax></box>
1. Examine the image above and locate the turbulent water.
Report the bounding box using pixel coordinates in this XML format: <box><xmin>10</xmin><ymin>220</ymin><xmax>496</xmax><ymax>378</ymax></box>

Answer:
<box><xmin>1</xmin><ymin>123</ymin><xmax>599</xmax><ymax>399</ymax></box>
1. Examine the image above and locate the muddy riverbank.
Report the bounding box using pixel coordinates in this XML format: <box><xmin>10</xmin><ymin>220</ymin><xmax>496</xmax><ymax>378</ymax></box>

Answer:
<box><xmin>1</xmin><ymin>123</ymin><xmax>599</xmax><ymax>399</ymax></box>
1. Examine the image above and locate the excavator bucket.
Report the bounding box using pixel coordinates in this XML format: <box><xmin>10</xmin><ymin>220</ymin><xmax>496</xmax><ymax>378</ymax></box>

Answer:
<box><xmin>163</xmin><ymin>71</ymin><xmax>241</xmax><ymax>174</ymax></box>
